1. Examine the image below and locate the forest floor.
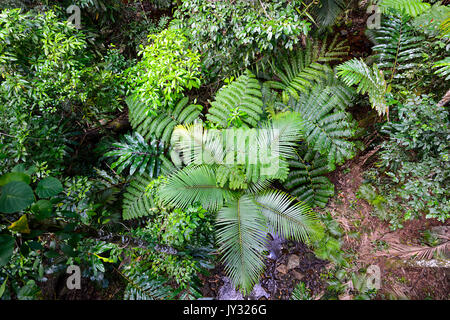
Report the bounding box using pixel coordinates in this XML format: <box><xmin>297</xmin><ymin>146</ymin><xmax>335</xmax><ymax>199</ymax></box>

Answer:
<box><xmin>327</xmin><ymin>150</ymin><xmax>449</xmax><ymax>300</ymax></box>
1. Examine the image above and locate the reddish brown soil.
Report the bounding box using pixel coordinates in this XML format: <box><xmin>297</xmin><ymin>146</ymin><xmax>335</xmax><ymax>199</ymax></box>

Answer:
<box><xmin>326</xmin><ymin>149</ymin><xmax>449</xmax><ymax>300</ymax></box>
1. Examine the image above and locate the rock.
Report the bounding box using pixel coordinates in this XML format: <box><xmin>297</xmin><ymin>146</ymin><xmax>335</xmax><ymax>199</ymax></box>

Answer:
<box><xmin>287</xmin><ymin>255</ymin><xmax>300</xmax><ymax>270</ymax></box>
<box><xmin>292</xmin><ymin>270</ymin><xmax>304</xmax><ymax>280</ymax></box>
<box><xmin>248</xmin><ymin>283</ymin><xmax>270</xmax><ymax>300</ymax></box>
<box><xmin>217</xmin><ymin>277</ymin><xmax>243</xmax><ymax>300</ymax></box>
<box><xmin>276</xmin><ymin>264</ymin><xmax>288</xmax><ymax>275</ymax></box>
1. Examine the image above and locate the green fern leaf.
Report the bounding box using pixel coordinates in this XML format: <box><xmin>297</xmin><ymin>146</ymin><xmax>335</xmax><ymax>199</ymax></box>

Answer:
<box><xmin>370</xmin><ymin>14</ymin><xmax>424</xmax><ymax>81</ymax></box>
<box><xmin>288</xmin><ymin>84</ymin><xmax>357</xmax><ymax>169</ymax></box>
<box><xmin>104</xmin><ymin>132</ymin><xmax>164</xmax><ymax>176</ymax></box>
<box><xmin>284</xmin><ymin>146</ymin><xmax>335</xmax><ymax>208</ymax></box>
<box><xmin>206</xmin><ymin>70</ymin><xmax>264</xmax><ymax>128</ymax></box>
<box><xmin>265</xmin><ymin>36</ymin><xmax>348</xmax><ymax>101</ymax></box>
<box><xmin>433</xmin><ymin>57</ymin><xmax>450</xmax><ymax>80</ymax></box>
<box><xmin>379</xmin><ymin>0</ymin><xmax>430</xmax><ymax>17</ymax></box>
<box><xmin>122</xmin><ymin>174</ymin><xmax>157</xmax><ymax>220</ymax></box>
<box><xmin>336</xmin><ymin>58</ymin><xmax>388</xmax><ymax>116</ymax></box>
<box><xmin>127</xmin><ymin>95</ymin><xmax>202</xmax><ymax>144</ymax></box>
<box><xmin>123</xmin><ymin>272</ymin><xmax>173</xmax><ymax>300</ymax></box>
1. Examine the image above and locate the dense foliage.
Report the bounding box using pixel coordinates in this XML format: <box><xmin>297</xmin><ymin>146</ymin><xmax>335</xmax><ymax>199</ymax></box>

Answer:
<box><xmin>0</xmin><ymin>0</ymin><xmax>448</xmax><ymax>301</ymax></box>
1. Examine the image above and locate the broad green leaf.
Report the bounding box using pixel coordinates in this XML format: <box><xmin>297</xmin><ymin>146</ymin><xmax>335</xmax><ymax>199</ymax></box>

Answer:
<box><xmin>35</xmin><ymin>177</ymin><xmax>63</xmax><ymax>198</ymax></box>
<box><xmin>0</xmin><ymin>181</ymin><xmax>35</xmax><ymax>213</ymax></box>
<box><xmin>31</xmin><ymin>199</ymin><xmax>53</xmax><ymax>220</ymax></box>
<box><xmin>0</xmin><ymin>235</ymin><xmax>15</xmax><ymax>267</ymax></box>
<box><xmin>0</xmin><ymin>172</ymin><xmax>31</xmax><ymax>186</ymax></box>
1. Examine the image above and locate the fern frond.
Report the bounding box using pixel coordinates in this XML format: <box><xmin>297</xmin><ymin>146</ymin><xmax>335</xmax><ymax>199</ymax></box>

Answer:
<box><xmin>336</xmin><ymin>58</ymin><xmax>388</xmax><ymax>116</ymax></box>
<box><xmin>387</xmin><ymin>241</ymin><xmax>450</xmax><ymax>260</ymax></box>
<box><xmin>440</xmin><ymin>17</ymin><xmax>450</xmax><ymax>37</ymax></box>
<box><xmin>254</xmin><ymin>190</ymin><xmax>321</xmax><ymax>243</ymax></box>
<box><xmin>105</xmin><ymin>132</ymin><xmax>164</xmax><ymax>176</ymax></box>
<box><xmin>122</xmin><ymin>173</ymin><xmax>157</xmax><ymax>220</ymax></box>
<box><xmin>370</xmin><ymin>14</ymin><xmax>424</xmax><ymax>81</ymax></box>
<box><xmin>288</xmin><ymin>84</ymin><xmax>357</xmax><ymax>169</ymax></box>
<box><xmin>127</xmin><ymin>95</ymin><xmax>202</xmax><ymax>144</ymax></box>
<box><xmin>433</xmin><ymin>57</ymin><xmax>450</xmax><ymax>81</ymax></box>
<box><xmin>315</xmin><ymin>0</ymin><xmax>346</xmax><ymax>28</ymax></box>
<box><xmin>379</xmin><ymin>0</ymin><xmax>430</xmax><ymax>17</ymax></box>
<box><xmin>216</xmin><ymin>195</ymin><xmax>268</xmax><ymax>295</ymax></box>
<box><xmin>265</xmin><ymin>36</ymin><xmax>348</xmax><ymax>101</ymax></box>
<box><xmin>158</xmin><ymin>165</ymin><xmax>234</xmax><ymax>212</ymax></box>
<box><xmin>170</xmin><ymin>112</ymin><xmax>304</xmax><ymax>186</ymax></box>
<box><xmin>291</xmin><ymin>282</ymin><xmax>313</xmax><ymax>300</ymax></box>
<box><xmin>284</xmin><ymin>147</ymin><xmax>335</xmax><ymax>208</ymax></box>
<box><xmin>206</xmin><ymin>70</ymin><xmax>264</xmax><ymax>128</ymax></box>
<box><xmin>123</xmin><ymin>272</ymin><xmax>173</xmax><ymax>300</ymax></box>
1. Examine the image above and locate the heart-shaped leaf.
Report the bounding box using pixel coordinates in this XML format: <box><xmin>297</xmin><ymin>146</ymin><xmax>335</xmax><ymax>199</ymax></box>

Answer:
<box><xmin>35</xmin><ymin>177</ymin><xmax>63</xmax><ymax>198</ymax></box>
<box><xmin>0</xmin><ymin>172</ymin><xmax>31</xmax><ymax>186</ymax></box>
<box><xmin>0</xmin><ymin>181</ymin><xmax>35</xmax><ymax>214</ymax></box>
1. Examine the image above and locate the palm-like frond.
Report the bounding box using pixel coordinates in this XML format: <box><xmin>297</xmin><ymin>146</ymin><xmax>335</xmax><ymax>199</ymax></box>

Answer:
<box><xmin>216</xmin><ymin>195</ymin><xmax>268</xmax><ymax>294</ymax></box>
<box><xmin>170</xmin><ymin>112</ymin><xmax>304</xmax><ymax>185</ymax></box>
<box><xmin>440</xmin><ymin>17</ymin><xmax>450</xmax><ymax>37</ymax></box>
<box><xmin>158</xmin><ymin>165</ymin><xmax>234</xmax><ymax>211</ymax></box>
<box><xmin>122</xmin><ymin>173</ymin><xmax>158</xmax><ymax>220</ymax></box>
<box><xmin>387</xmin><ymin>240</ymin><xmax>450</xmax><ymax>260</ymax></box>
<box><xmin>315</xmin><ymin>0</ymin><xmax>346</xmax><ymax>28</ymax></box>
<box><xmin>104</xmin><ymin>132</ymin><xmax>164</xmax><ymax>176</ymax></box>
<box><xmin>433</xmin><ymin>57</ymin><xmax>450</xmax><ymax>81</ymax></box>
<box><xmin>265</xmin><ymin>36</ymin><xmax>348</xmax><ymax>102</ymax></box>
<box><xmin>288</xmin><ymin>84</ymin><xmax>357</xmax><ymax>169</ymax></box>
<box><xmin>370</xmin><ymin>13</ymin><xmax>424</xmax><ymax>81</ymax></box>
<box><xmin>127</xmin><ymin>95</ymin><xmax>202</xmax><ymax>144</ymax></box>
<box><xmin>170</xmin><ymin>123</ymin><xmax>225</xmax><ymax>167</ymax></box>
<box><xmin>254</xmin><ymin>190</ymin><xmax>321</xmax><ymax>243</ymax></box>
<box><xmin>123</xmin><ymin>272</ymin><xmax>173</xmax><ymax>300</ymax></box>
<box><xmin>336</xmin><ymin>58</ymin><xmax>388</xmax><ymax>116</ymax></box>
<box><xmin>284</xmin><ymin>146</ymin><xmax>335</xmax><ymax>208</ymax></box>
<box><xmin>379</xmin><ymin>0</ymin><xmax>430</xmax><ymax>17</ymax></box>
<box><xmin>206</xmin><ymin>70</ymin><xmax>264</xmax><ymax>128</ymax></box>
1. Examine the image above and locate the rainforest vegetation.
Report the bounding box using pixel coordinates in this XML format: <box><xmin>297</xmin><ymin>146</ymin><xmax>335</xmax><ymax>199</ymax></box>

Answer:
<box><xmin>0</xmin><ymin>0</ymin><xmax>449</xmax><ymax>301</ymax></box>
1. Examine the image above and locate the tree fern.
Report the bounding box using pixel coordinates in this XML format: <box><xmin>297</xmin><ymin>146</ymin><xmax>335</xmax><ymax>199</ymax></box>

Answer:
<box><xmin>433</xmin><ymin>57</ymin><xmax>450</xmax><ymax>80</ymax></box>
<box><xmin>284</xmin><ymin>146</ymin><xmax>335</xmax><ymax>208</ymax></box>
<box><xmin>122</xmin><ymin>173</ymin><xmax>158</xmax><ymax>220</ymax></box>
<box><xmin>206</xmin><ymin>70</ymin><xmax>264</xmax><ymax>128</ymax></box>
<box><xmin>170</xmin><ymin>112</ymin><xmax>304</xmax><ymax>187</ymax></box>
<box><xmin>370</xmin><ymin>13</ymin><xmax>424</xmax><ymax>81</ymax></box>
<box><xmin>336</xmin><ymin>58</ymin><xmax>388</xmax><ymax>116</ymax></box>
<box><xmin>127</xmin><ymin>95</ymin><xmax>202</xmax><ymax>144</ymax></box>
<box><xmin>265</xmin><ymin>36</ymin><xmax>348</xmax><ymax>102</ymax></box>
<box><xmin>287</xmin><ymin>84</ymin><xmax>357</xmax><ymax>169</ymax></box>
<box><xmin>379</xmin><ymin>0</ymin><xmax>430</xmax><ymax>17</ymax></box>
